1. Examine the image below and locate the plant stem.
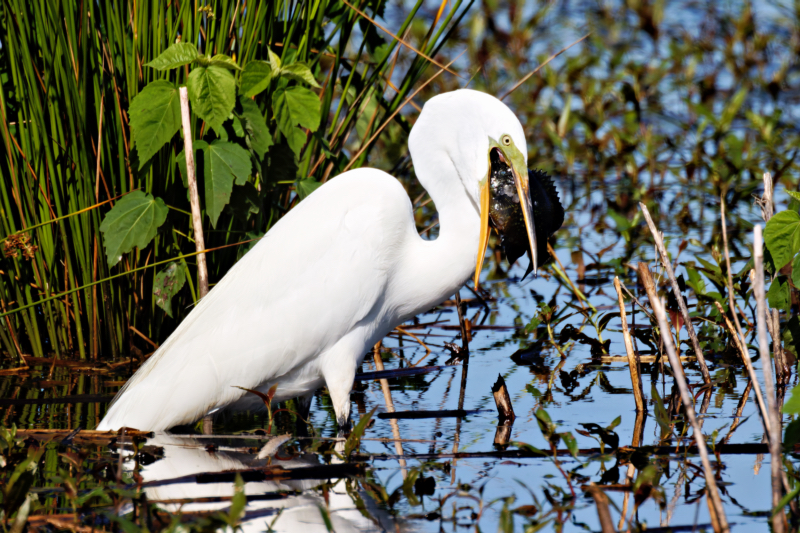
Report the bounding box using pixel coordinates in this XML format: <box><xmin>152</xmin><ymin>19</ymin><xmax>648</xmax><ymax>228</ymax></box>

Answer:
<box><xmin>179</xmin><ymin>87</ymin><xmax>209</xmax><ymax>300</ymax></box>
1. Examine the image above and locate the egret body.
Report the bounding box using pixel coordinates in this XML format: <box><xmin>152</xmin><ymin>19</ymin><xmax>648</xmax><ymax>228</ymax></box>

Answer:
<box><xmin>97</xmin><ymin>89</ymin><xmax>537</xmax><ymax>432</ymax></box>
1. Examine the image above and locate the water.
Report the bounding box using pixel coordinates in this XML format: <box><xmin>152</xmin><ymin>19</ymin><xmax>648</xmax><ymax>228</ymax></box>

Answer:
<box><xmin>4</xmin><ymin>0</ymin><xmax>800</xmax><ymax>526</ymax></box>
<box><xmin>0</xmin><ymin>191</ymin><xmax>781</xmax><ymax>530</ymax></box>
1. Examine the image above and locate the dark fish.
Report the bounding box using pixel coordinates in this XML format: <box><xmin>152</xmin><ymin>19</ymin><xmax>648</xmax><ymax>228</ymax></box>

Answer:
<box><xmin>488</xmin><ymin>150</ymin><xmax>564</xmax><ymax>278</ymax></box>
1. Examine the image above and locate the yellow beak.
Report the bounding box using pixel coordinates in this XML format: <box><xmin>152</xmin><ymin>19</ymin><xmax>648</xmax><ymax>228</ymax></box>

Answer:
<box><xmin>474</xmin><ymin>180</ymin><xmax>491</xmax><ymax>288</ymax></box>
<box><xmin>473</xmin><ymin>153</ymin><xmax>538</xmax><ymax>289</ymax></box>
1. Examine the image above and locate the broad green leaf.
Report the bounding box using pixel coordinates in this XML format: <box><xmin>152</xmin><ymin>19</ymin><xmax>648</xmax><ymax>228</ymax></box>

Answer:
<box><xmin>295</xmin><ymin>178</ymin><xmax>321</xmax><ymax>200</ymax></box>
<box><xmin>208</xmin><ymin>54</ymin><xmax>241</xmax><ymax>71</ymax></box>
<box><xmin>203</xmin><ymin>141</ymin><xmax>251</xmax><ymax>227</ymax></box>
<box><xmin>284</xmin><ymin>126</ymin><xmax>309</xmax><ymax>156</ymax></box>
<box><xmin>153</xmin><ymin>262</ymin><xmax>186</xmax><ymax>317</ymax></box>
<box><xmin>784</xmin><ymin>382</ymin><xmax>800</xmax><ymax>414</ymax></box>
<box><xmin>273</xmin><ymin>86</ymin><xmax>321</xmax><ymax>155</ymax></box>
<box><xmin>129</xmin><ymin>81</ymin><xmax>181</xmax><ymax>169</ymax></box>
<box><xmin>784</xmin><ymin>418</ymin><xmax>800</xmax><ymax>448</ymax></box>
<box><xmin>240</xmin><ymin>97</ymin><xmax>273</xmax><ymax>159</ymax></box>
<box><xmin>279</xmin><ymin>62</ymin><xmax>320</xmax><ymax>88</ymax></box>
<box><xmin>100</xmin><ymin>191</ymin><xmax>168</xmax><ymax>266</ymax></box>
<box><xmin>187</xmin><ymin>65</ymin><xmax>236</xmax><ymax>132</ymax></box>
<box><xmin>787</xmin><ymin>191</ymin><xmax>800</xmax><ymax>204</ymax></box>
<box><xmin>771</xmin><ymin>276</ymin><xmax>792</xmax><ymax>313</ymax></box>
<box><xmin>240</xmin><ymin>60</ymin><xmax>272</xmax><ymax>97</ymax></box>
<box><xmin>268</xmin><ymin>48</ymin><xmax>282</xmax><ymax>72</ymax></box>
<box><xmin>273</xmin><ymin>86</ymin><xmax>321</xmax><ymax>134</ymax></box>
<box><xmin>765</xmin><ymin>211</ymin><xmax>800</xmax><ymax>270</ymax></box>
<box><xmin>146</xmin><ymin>42</ymin><xmax>199</xmax><ymax>70</ymax></box>
<box><xmin>231</xmin><ymin>115</ymin><xmax>244</xmax><ymax>137</ymax></box>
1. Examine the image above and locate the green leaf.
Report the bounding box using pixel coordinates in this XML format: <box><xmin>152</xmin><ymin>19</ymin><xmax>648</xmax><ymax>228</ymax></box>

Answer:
<box><xmin>129</xmin><ymin>81</ymin><xmax>181</xmax><ymax>169</ymax></box>
<box><xmin>719</xmin><ymin>87</ymin><xmax>748</xmax><ymax>132</ymax></box>
<box><xmin>534</xmin><ymin>408</ymin><xmax>555</xmax><ymax>438</ymax></box>
<box><xmin>187</xmin><ymin>65</ymin><xmax>237</xmax><ymax>132</ymax></box>
<box><xmin>560</xmin><ymin>431</ymin><xmax>579</xmax><ymax>458</ymax></box>
<box><xmin>268</xmin><ymin>48</ymin><xmax>282</xmax><ymax>71</ymax></box>
<box><xmin>208</xmin><ymin>54</ymin><xmax>241</xmax><ymax>71</ymax></box>
<box><xmin>773</xmin><ymin>485</ymin><xmax>800</xmax><ymax>517</ymax></box>
<box><xmin>784</xmin><ymin>383</ymin><xmax>800</xmax><ymax>414</ymax></box>
<box><xmin>606</xmin><ymin>415</ymin><xmax>622</xmax><ymax>432</ymax></box>
<box><xmin>525</xmin><ymin>383</ymin><xmax>541</xmax><ymax>397</ymax></box>
<box><xmin>768</xmin><ymin>276</ymin><xmax>791</xmax><ymax>313</ymax></box>
<box><xmin>273</xmin><ymin>86</ymin><xmax>321</xmax><ymax>155</ymax></box>
<box><xmin>784</xmin><ymin>418</ymin><xmax>800</xmax><ymax>448</ymax></box>
<box><xmin>240</xmin><ymin>97</ymin><xmax>273</xmax><ymax>159</ymax></box>
<box><xmin>240</xmin><ymin>60</ymin><xmax>272</xmax><ymax>97</ymax></box>
<box><xmin>228</xmin><ymin>473</ymin><xmax>246</xmax><ymax>525</ymax></box>
<box><xmin>145</xmin><ymin>42</ymin><xmax>199</xmax><ymax>70</ymax></box>
<box><xmin>284</xmin><ymin>126</ymin><xmax>309</xmax><ymax>156</ymax></box>
<box><xmin>153</xmin><ymin>262</ymin><xmax>186</xmax><ymax>317</ymax></box>
<box><xmin>295</xmin><ymin>178</ymin><xmax>321</xmax><ymax>200</ymax></box>
<box><xmin>651</xmin><ymin>384</ymin><xmax>672</xmax><ymax>439</ymax></box>
<box><xmin>100</xmin><ymin>191</ymin><xmax>168</xmax><ymax>266</ymax></box>
<box><xmin>279</xmin><ymin>62</ymin><xmax>320</xmax><ymax>88</ymax></box>
<box><xmin>764</xmin><ymin>211</ymin><xmax>800</xmax><ymax>270</ymax></box>
<box><xmin>786</xmin><ymin>191</ymin><xmax>800</xmax><ymax>204</ymax></box>
<box><xmin>203</xmin><ymin>141</ymin><xmax>252</xmax><ymax>227</ymax></box>
<box><xmin>793</xmin><ymin>254</ymin><xmax>800</xmax><ymax>290</ymax></box>
<box><xmin>344</xmin><ymin>407</ymin><xmax>376</xmax><ymax>458</ymax></box>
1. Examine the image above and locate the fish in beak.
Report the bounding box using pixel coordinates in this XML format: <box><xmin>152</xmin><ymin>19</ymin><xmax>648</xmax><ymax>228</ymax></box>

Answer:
<box><xmin>474</xmin><ymin>138</ymin><xmax>565</xmax><ymax>289</ymax></box>
<box><xmin>474</xmin><ymin>137</ymin><xmax>538</xmax><ymax>289</ymax></box>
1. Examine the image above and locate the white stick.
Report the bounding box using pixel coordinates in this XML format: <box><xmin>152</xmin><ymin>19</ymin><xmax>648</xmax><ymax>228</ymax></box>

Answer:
<box><xmin>754</xmin><ymin>225</ymin><xmax>785</xmax><ymax>533</ymax></box>
<box><xmin>651</xmin><ymin>295</ymin><xmax>728</xmax><ymax>532</ymax></box>
<box><xmin>179</xmin><ymin>87</ymin><xmax>209</xmax><ymax>299</ymax></box>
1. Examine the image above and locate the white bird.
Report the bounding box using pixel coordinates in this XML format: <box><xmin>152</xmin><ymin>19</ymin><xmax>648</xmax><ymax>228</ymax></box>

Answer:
<box><xmin>97</xmin><ymin>89</ymin><xmax>537</xmax><ymax>432</ymax></box>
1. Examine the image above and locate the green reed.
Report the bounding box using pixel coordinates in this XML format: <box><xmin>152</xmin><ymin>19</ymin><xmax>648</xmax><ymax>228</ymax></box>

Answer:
<box><xmin>0</xmin><ymin>0</ymin><xmax>467</xmax><ymax>361</ymax></box>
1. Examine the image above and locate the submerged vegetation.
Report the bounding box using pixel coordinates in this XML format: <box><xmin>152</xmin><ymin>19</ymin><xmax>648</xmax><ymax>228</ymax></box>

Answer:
<box><xmin>6</xmin><ymin>0</ymin><xmax>800</xmax><ymax>531</ymax></box>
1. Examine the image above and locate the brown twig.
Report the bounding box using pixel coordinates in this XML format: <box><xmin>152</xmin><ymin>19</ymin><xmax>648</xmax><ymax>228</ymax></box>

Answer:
<box><xmin>343</xmin><ymin>51</ymin><xmax>465</xmax><ymax>172</ymax></box>
<box><xmin>650</xmin><ymin>296</ymin><xmax>729</xmax><ymax>533</ymax></box>
<box><xmin>499</xmin><ymin>33</ymin><xmax>592</xmax><ymax>99</ymax></box>
<box><xmin>614</xmin><ymin>276</ymin><xmax>645</xmax><ymax>412</ymax></box>
<box><xmin>639</xmin><ymin>203</ymin><xmax>711</xmax><ymax>384</ymax></box>
<box><xmin>341</xmin><ymin>0</ymin><xmax>460</xmax><ymax>78</ymax></box>
<box><xmin>373</xmin><ymin>342</ymin><xmax>407</xmax><ymax>478</ymax></box>
<box><xmin>754</xmin><ymin>225</ymin><xmax>786</xmax><ymax>532</ymax></box>
<box><xmin>586</xmin><ymin>484</ymin><xmax>615</xmax><ymax>533</ymax></box>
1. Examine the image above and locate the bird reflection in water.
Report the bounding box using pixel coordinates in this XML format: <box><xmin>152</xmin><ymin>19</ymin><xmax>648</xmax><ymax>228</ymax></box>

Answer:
<box><xmin>125</xmin><ymin>435</ymin><xmax>399</xmax><ymax>532</ymax></box>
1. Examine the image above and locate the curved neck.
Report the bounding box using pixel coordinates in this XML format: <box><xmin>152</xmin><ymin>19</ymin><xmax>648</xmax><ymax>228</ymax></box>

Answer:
<box><xmin>392</xmin><ymin>155</ymin><xmax>481</xmax><ymax>319</ymax></box>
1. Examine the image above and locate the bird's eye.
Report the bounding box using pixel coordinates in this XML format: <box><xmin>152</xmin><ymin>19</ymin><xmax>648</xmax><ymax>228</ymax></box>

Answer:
<box><xmin>501</xmin><ymin>135</ymin><xmax>512</xmax><ymax>146</ymax></box>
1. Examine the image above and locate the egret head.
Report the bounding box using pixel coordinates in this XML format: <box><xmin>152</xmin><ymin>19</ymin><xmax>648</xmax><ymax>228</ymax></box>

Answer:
<box><xmin>409</xmin><ymin>89</ymin><xmax>537</xmax><ymax>288</ymax></box>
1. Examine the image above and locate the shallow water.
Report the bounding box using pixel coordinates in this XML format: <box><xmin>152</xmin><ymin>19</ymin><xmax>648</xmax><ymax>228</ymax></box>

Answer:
<box><xmin>0</xmin><ymin>180</ymin><xmax>785</xmax><ymax>531</ymax></box>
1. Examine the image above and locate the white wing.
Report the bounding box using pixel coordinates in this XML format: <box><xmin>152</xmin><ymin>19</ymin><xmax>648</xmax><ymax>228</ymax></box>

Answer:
<box><xmin>98</xmin><ymin>168</ymin><xmax>414</xmax><ymax>431</ymax></box>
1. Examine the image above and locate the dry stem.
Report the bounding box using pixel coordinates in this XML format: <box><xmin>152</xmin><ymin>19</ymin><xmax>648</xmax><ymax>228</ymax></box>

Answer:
<box><xmin>650</xmin><ymin>296</ymin><xmax>729</xmax><ymax>533</ymax></box>
<box><xmin>613</xmin><ymin>276</ymin><xmax>645</xmax><ymax>412</ymax></box>
<box><xmin>639</xmin><ymin>203</ymin><xmax>711</xmax><ymax>384</ymax></box>
<box><xmin>754</xmin><ymin>226</ymin><xmax>786</xmax><ymax>532</ymax></box>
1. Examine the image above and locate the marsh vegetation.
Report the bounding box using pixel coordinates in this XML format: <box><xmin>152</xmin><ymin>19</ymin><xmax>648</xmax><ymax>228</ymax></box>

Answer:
<box><xmin>4</xmin><ymin>0</ymin><xmax>800</xmax><ymax>531</ymax></box>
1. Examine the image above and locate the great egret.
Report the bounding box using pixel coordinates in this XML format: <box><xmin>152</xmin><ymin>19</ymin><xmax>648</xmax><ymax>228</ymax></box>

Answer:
<box><xmin>97</xmin><ymin>89</ymin><xmax>544</xmax><ymax>432</ymax></box>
